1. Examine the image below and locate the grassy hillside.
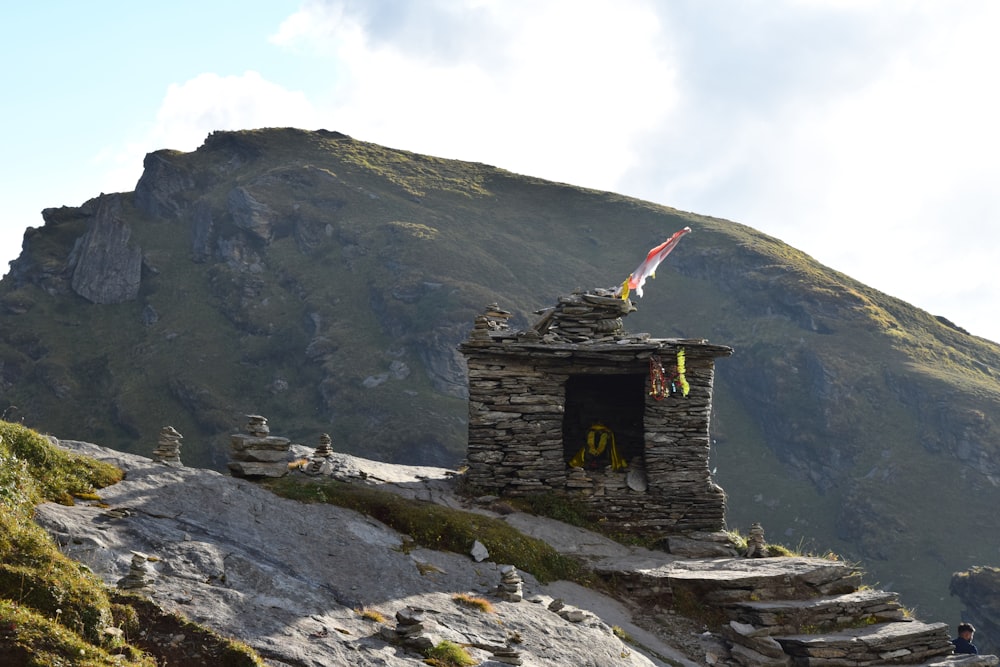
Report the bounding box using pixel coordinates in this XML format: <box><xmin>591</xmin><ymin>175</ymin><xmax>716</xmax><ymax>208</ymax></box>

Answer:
<box><xmin>1</xmin><ymin>128</ymin><xmax>999</xmax><ymax>622</ymax></box>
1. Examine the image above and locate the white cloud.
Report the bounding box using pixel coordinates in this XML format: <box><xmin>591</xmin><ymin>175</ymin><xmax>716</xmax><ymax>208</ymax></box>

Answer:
<box><xmin>271</xmin><ymin>0</ymin><xmax>679</xmax><ymax>190</ymax></box>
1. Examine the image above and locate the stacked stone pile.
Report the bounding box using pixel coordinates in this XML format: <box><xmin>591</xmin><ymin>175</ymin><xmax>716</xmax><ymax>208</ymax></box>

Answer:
<box><xmin>228</xmin><ymin>415</ymin><xmax>290</xmax><ymax>478</ymax></box>
<box><xmin>117</xmin><ymin>551</ymin><xmax>154</xmax><ymax>589</ymax></box>
<box><xmin>531</xmin><ymin>288</ymin><xmax>637</xmax><ymax>343</ymax></box>
<box><xmin>313</xmin><ymin>432</ymin><xmax>334</xmax><ymax>457</ymax></box>
<box><xmin>151</xmin><ymin>425</ymin><xmax>183</xmax><ymax>465</ymax></box>
<box><xmin>744</xmin><ymin>522</ymin><xmax>768</xmax><ymax>558</ymax></box>
<box><xmin>467</xmin><ymin>303</ymin><xmax>513</xmax><ymax>342</ymax></box>
<box><xmin>382</xmin><ymin>606</ymin><xmax>438</xmax><ymax>651</ymax></box>
<box><xmin>496</xmin><ymin>565</ymin><xmax>524</xmax><ymax>602</ymax></box>
<box><xmin>489</xmin><ymin>644</ymin><xmax>524</xmax><ymax>665</ymax></box>
<box><xmin>301</xmin><ymin>433</ymin><xmax>335</xmax><ymax>476</ymax></box>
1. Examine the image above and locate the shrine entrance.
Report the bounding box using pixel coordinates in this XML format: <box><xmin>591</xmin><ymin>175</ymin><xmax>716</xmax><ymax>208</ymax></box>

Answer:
<box><xmin>562</xmin><ymin>373</ymin><xmax>645</xmax><ymax>470</ymax></box>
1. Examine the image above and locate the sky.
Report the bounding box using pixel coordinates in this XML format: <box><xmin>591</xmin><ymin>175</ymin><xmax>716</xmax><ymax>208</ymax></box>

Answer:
<box><xmin>3</xmin><ymin>1</ymin><xmax>999</xmax><ymax>342</ymax></box>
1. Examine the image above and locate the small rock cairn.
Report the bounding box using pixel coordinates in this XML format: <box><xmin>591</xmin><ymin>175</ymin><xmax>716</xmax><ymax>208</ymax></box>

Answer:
<box><xmin>302</xmin><ymin>433</ymin><xmax>335</xmax><ymax>476</ymax></box>
<box><xmin>467</xmin><ymin>303</ymin><xmax>512</xmax><ymax>342</ymax></box>
<box><xmin>490</xmin><ymin>645</ymin><xmax>524</xmax><ymax>666</ymax></box>
<box><xmin>151</xmin><ymin>425</ymin><xmax>183</xmax><ymax>465</ymax></box>
<box><xmin>384</xmin><ymin>606</ymin><xmax>438</xmax><ymax>651</ymax></box>
<box><xmin>497</xmin><ymin>565</ymin><xmax>524</xmax><ymax>602</ymax></box>
<box><xmin>117</xmin><ymin>551</ymin><xmax>154</xmax><ymax>589</ymax></box>
<box><xmin>744</xmin><ymin>521</ymin><xmax>769</xmax><ymax>558</ymax></box>
<box><xmin>228</xmin><ymin>415</ymin><xmax>290</xmax><ymax>478</ymax></box>
<box><xmin>531</xmin><ymin>288</ymin><xmax>638</xmax><ymax>343</ymax></box>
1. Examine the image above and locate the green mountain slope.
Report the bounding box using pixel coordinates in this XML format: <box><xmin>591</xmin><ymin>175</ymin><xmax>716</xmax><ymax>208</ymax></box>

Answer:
<box><xmin>1</xmin><ymin>127</ymin><xmax>998</xmax><ymax>622</ymax></box>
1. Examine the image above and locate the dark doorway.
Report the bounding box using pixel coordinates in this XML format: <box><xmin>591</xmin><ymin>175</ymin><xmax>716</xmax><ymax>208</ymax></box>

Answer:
<box><xmin>562</xmin><ymin>373</ymin><xmax>645</xmax><ymax>469</ymax></box>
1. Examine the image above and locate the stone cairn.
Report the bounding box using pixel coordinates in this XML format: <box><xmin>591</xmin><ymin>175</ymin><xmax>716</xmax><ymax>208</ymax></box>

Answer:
<box><xmin>383</xmin><ymin>606</ymin><xmax>438</xmax><ymax>651</ymax></box>
<box><xmin>117</xmin><ymin>551</ymin><xmax>154</xmax><ymax>589</ymax></box>
<box><xmin>744</xmin><ymin>521</ymin><xmax>769</xmax><ymax>558</ymax></box>
<box><xmin>302</xmin><ymin>433</ymin><xmax>335</xmax><ymax>476</ymax></box>
<box><xmin>490</xmin><ymin>645</ymin><xmax>524</xmax><ymax>666</ymax></box>
<box><xmin>497</xmin><ymin>565</ymin><xmax>524</xmax><ymax>602</ymax></box>
<box><xmin>151</xmin><ymin>425</ymin><xmax>183</xmax><ymax>465</ymax></box>
<box><xmin>228</xmin><ymin>415</ymin><xmax>291</xmax><ymax>478</ymax></box>
<box><xmin>467</xmin><ymin>303</ymin><xmax>512</xmax><ymax>342</ymax></box>
<box><xmin>528</xmin><ymin>287</ymin><xmax>637</xmax><ymax>344</ymax></box>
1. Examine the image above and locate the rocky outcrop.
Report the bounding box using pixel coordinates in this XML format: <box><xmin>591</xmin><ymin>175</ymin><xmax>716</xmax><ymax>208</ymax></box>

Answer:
<box><xmin>227</xmin><ymin>186</ymin><xmax>278</xmax><ymax>243</ymax></box>
<box><xmin>951</xmin><ymin>566</ymin><xmax>1000</xmax><ymax>656</ymax></box>
<box><xmin>34</xmin><ymin>438</ymin><xmax>669</xmax><ymax>667</ymax></box>
<box><xmin>68</xmin><ymin>193</ymin><xmax>143</xmax><ymax>304</ymax></box>
<box><xmin>133</xmin><ymin>150</ymin><xmax>195</xmax><ymax>219</ymax></box>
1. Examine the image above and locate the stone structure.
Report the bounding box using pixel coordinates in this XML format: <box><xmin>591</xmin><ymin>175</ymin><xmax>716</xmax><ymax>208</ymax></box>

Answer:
<box><xmin>460</xmin><ymin>289</ymin><xmax>732</xmax><ymax>541</ymax></box>
<box><xmin>300</xmin><ymin>433</ymin><xmax>336</xmax><ymax>476</ymax></box>
<box><xmin>384</xmin><ymin>606</ymin><xmax>438</xmax><ymax>651</ymax></box>
<box><xmin>228</xmin><ymin>415</ymin><xmax>291</xmax><ymax>478</ymax></box>
<box><xmin>117</xmin><ymin>551</ymin><xmax>154</xmax><ymax>589</ymax></box>
<box><xmin>151</xmin><ymin>425</ymin><xmax>183</xmax><ymax>465</ymax></box>
<box><xmin>497</xmin><ymin>565</ymin><xmax>524</xmax><ymax>602</ymax></box>
<box><xmin>744</xmin><ymin>521</ymin><xmax>768</xmax><ymax>558</ymax></box>
<box><xmin>313</xmin><ymin>432</ymin><xmax>334</xmax><ymax>458</ymax></box>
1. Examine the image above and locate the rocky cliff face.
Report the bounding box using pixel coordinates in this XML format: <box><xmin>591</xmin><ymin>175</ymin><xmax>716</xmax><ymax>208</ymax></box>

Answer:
<box><xmin>68</xmin><ymin>194</ymin><xmax>144</xmax><ymax>304</ymax></box>
<box><xmin>2</xmin><ymin>128</ymin><xmax>1000</xmax><ymax>625</ymax></box>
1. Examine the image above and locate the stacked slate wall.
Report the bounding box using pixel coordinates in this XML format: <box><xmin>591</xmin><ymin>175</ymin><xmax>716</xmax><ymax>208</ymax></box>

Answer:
<box><xmin>461</xmin><ymin>339</ymin><xmax>731</xmax><ymax>537</ymax></box>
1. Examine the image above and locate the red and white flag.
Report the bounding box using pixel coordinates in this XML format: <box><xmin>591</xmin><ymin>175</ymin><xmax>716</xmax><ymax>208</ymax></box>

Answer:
<box><xmin>619</xmin><ymin>226</ymin><xmax>691</xmax><ymax>299</ymax></box>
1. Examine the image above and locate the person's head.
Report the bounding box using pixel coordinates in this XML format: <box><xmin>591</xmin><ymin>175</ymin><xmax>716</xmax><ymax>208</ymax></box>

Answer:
<box><xmin>958</xmin><ymin>622</ymin><xmax>976</xmax><ymax>640</ymax></box>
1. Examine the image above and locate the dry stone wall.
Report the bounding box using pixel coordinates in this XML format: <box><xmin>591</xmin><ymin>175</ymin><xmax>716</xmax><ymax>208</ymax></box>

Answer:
<box><xmin>460</xmin><ymin>295</ymin><xmax>732</xmax><ymax>540</ymax></box>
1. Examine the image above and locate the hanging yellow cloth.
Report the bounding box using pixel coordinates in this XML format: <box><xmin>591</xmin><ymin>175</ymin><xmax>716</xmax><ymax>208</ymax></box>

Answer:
<box><xmin>676</xmin><ymin>347</ymin><xmax>690</xmax><ymax>397</ymax></box>
<box><xmin>568</xmin><ymin>422</ymin><xmax>627</xmax><ymax>471</ymax></box>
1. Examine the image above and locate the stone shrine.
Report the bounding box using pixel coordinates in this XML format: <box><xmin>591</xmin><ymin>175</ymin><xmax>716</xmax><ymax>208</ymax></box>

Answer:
<box><xmin>460</xmin><ymin>288</ymin><xmax>732</xmax><ymax>543</ymax></box>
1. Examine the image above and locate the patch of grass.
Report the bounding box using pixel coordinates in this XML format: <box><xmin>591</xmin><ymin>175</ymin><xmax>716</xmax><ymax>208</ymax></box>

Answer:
<box><xmin>0</xmin><ymin>599</ymin><xmax>156</xmax><ymax>667</ymax></box>
<box><xmin>507</xmin><ymin>493</ymin><xmax>592</xmax><ymax>528</ymax></box>
<box><xmin>423</xmin><ymin>639</ymin><xmax>477</xmax><ymax>667</ymax></box>
<box><xmin>0</xmin><ymin>421</ymin><xmax>266</xmax><ymax>666</ymax></box>
<box><xmin>611</xmin><ymin>624</ymin><xmax>634</xmax><ymax>643</ymax></box>
<box><xmin>452</xmin><ymin>593</ymin><xmax>494</xmax><ymax>613</ymax></box>
<box><xmin>357</xmin><ymin>607</ymin><xmax>387</xmax><ymax>623</ymax></box>
<box><xmin>265</xmin><ymin>477</ymin><xmax>590</xmax><ymax>584</ymax></box>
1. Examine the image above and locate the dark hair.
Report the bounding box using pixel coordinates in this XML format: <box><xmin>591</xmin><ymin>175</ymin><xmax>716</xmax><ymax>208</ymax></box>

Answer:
<box><xmin>958</xmin><ymin>622</ymin><xmax>976</xmax><ymax>634</ymax></box>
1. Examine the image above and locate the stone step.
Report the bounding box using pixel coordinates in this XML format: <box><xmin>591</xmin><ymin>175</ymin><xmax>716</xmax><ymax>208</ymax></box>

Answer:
<box><xmin>727</xmin><ymin>588</ymin><xmax>907</xmax><ymax>634</ymax></box>
<box><xmin>773</xmin><ymin>620</ymin><xmax>953</xmax><ymax>665</ymax></box>
<box><xmin>598</xmin><ymin>555</ymin><xmax>862</xmax><ymax>612</ymax></box>
<box><xmin>665</xmin><ymin>557</ymin><xmax>863</xmax><ymax>605</ymax></box>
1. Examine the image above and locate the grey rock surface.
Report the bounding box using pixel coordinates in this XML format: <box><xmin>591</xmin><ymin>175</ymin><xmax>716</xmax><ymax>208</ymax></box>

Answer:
<box><xmin>35</xmin><ymin>438</ymin><xmax>699</xmax><ymax>666</ymax></box>
<box><xmin>68</xmin><ymin>194</ymin><xmax>143</xmax><ymax>304</ymax></box>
